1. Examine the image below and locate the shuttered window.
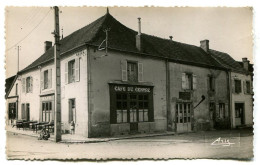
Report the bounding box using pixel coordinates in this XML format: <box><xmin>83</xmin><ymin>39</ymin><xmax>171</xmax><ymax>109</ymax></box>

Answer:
<box><xmin>66</xmin><ymin>58</ymin><xmax>80</xmax><ymax>84</ymax></box>
<box><xmin>234</xmin><ymin>79</ymin><xmax>242</xmax><ymax>93</ymax></box>
<box><xmin>121</xmin><ymin>60</ymin><xmax>144</xmax><ymax>82</ymax></box>
<box><xmin>25</xmin><ymin>76</ymin><xmax>33</xmax><ymax>93</ymax></box>
<box><xmin>182</xmin><ymin>73</ymin><xmax>195</xmax><ymax>90</ymax></box>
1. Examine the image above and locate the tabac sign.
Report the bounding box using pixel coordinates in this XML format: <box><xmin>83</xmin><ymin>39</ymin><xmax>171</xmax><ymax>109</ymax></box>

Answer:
<box><xmin>113</xmin><ymin>85</ymin><xmax>152</xmax><ymax>93</ymax></box>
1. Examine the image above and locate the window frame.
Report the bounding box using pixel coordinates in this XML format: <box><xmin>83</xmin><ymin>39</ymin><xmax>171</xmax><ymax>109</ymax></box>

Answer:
<box><xmin>246</xmin><ymin>81</ymin><xmax>251</xmax><ymax>94</ymax></box>
<box><xmin>68</xmin><ymin>59</ymin><xmax>76</xmax><ymax>84</ymax></box>
<box><xmin>26</xmin><ymin>77</ymin><xmax>31</xmax><ymax>93</ymax></box>
<box><xmin>43</xmin><ymin>70</ymin><xmax>48</xmax><ymax>89</ymax></box>
<box><xmin>234</xmin><ymin>79</ymin><xmax>242</xmax><ymax>93</ymax></box>
<box><xmin>127</xmin><ymin>61</ymin><xmax>138</xmax><ymax>83</ymax></box>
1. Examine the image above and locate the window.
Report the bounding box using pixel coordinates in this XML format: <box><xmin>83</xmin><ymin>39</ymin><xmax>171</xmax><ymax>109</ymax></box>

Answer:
<box><xmin>116</xmin><ymin>93</ymin><xmax>128</xmax><ymax>123</ymax></box>
<box><xmin>209</xmin><ymin>76</ymin><xmax>215</xmax><ymax>91</ymax></box>
<box><xmin>26</xmin><ymin>77</ymin><xmax>32</xmax><ymax>93</ymax></box>
<box><xmin>218</xmin><ymin>103</ymin><xmax>225</xmax><ymax>119</ymax></box>
<box><xmin>234</xmin><ymin>80</ymin><xmax>242</xmax><ymax>93</ymax></box>
<box><xmin>21</xmin><ymin>103</ymin><xmax>30</xmax><ymax>121</ymax></box>
<box><xmin>44</xmin><ymin>70</ymin><xmax>48</xmax><ymax>89</ymax></box>
<box><xmin>42</xmin><ymin>102</ymin><xmax>53</xmax><ymax>122</ymax></box>
<box><xmin>22</xmin><ymin>104</ymin><xmax>26</xmax><ymax>119</ymax></box>
<box><xmin>8</xmin><ymin>103</ymin><xmax>16</xmax><ymax>120</ymax></box>
<box><xmin>182</xmin><ymin>73</ymin><xmax>197</xmax><ymax>90</ymax></box>
<box><xmin>246</xmin><ymin>81</ymin><xmax>251</xmax><ymax>94</ymax></box>
<box><xmin>121</xmin><ymin>60</ymin><xmax>143</xmax><ymax>82</ymax></box>
<box><xmin>138</xmin><ymin>94</ymin><xmax>149</xmax><ymax>122</ymax></box>
<box><xmin>68</xmin><ymin>60</ymin><xmax>75</xmax><ymax>83</ymax></box>
<box><xmin>69</xmin><ymin>99</ymin><xmax>76</xmax><ymax>123</ymax></box>
<box><xmin>127</xmin><ymin>62</ymin><xmax>138</xmax><ymax>82</ymax></box>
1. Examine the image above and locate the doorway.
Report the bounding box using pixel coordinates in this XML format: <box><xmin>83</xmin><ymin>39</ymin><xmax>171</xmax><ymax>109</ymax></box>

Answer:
<box><xmin>69</xmin><ymin>99</ymin><xmax>76</xmax><ymax>123</ymax></box>
<box><xmin>235</xmin><ymin>103</ymin><xmax>245</xmax><ymax>126</ymax></box>
<box><xmin>176</xmin><ymin>102</ymin><xmax>192</xmax><ymax>132</ymax></box>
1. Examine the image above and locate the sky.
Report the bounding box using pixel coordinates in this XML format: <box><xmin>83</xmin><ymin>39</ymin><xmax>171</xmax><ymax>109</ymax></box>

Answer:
<box><xmin>5</xmin><ymin>7</ymin><xmax>253</xmax><ymax>78</ymax></box>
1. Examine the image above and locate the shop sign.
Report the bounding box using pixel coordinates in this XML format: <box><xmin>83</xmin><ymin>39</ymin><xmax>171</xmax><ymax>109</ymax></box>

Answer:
<box><xmin>41</xmin><ymin>95</ymin><xmax>54</xmax><ymax>101</ymax></box>
<box><xmin>75</xmin><ymin>49</ymin><xmax>87</xmax><ymax>57</ymax></box>
<box><xmin>114</xmin><ymin>85</ymin><xmax>151</xmax><ymax>93</ymax></box>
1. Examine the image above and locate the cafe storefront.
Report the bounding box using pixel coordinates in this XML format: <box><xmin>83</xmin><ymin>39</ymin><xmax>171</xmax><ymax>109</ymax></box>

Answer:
<box><xmin>109</xmin><ymin>83</ymin><xmax>155</xmax><ymax>135</ymax></box>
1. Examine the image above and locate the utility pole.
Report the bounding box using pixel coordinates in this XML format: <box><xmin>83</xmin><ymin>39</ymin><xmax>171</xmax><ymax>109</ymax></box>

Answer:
<box><xmin>16</xmin><ymin>45</ymin><xmax>21</xmax><ymax>73</ymax></box>
<box><xmin>53</xmin><ymin>6</ymin><xmax>62</xmax><ymax>142</ymax></box>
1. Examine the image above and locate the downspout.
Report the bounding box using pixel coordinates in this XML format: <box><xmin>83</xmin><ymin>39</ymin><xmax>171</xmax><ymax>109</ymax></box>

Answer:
<box><xmin>86</xmin><ymin>45</ymin><xmax>92</xmax><ymax>137</ymax></box>
<box><xmin>228</xmin><ymin>71</ymin><xmax>233</xmax><ymax>129</ymax></box>
<box><xmin>166</xmin><ymin>59</ymin><xmax>171</xmax><ymax>131</ymax></box>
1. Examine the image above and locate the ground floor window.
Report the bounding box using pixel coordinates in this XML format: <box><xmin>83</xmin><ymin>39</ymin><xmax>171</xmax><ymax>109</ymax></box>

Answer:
<box><xmin>110</xmin><ymin>84</ymin><xmax>153</xmax><ymax>124</ymax></box>
<box><xmin>8</xmin><ymin>102</ymin><xmax>17</xmax><ymax>120</ymax></box>
<box><xmin>176</xmin><ymin>103</ymin><xmax>191</xmax><ymax>123</ymax></box>
<box><xmin>42</xmin><ymin>102</ymin><xmax>53</xmax><ymax>122</ymax></box>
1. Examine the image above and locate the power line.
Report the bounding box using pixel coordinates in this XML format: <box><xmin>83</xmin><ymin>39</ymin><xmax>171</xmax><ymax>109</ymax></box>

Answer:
<box><xmin>6</xmin><ymin>9</ymin><xmax>51</xmax><ymax>52</ymax></box>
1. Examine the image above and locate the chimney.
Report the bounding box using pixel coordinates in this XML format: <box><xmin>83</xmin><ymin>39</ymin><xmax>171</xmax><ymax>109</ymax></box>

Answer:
<box><xmin>200</xmin><ymin>40</ymin><xmax>209</xmax><ymax>53</ymax></box>
<box><xmin>44</xmin><ymin>41</ymin><xmax>52</xmax><ymax>52</ymax></box>
<box><xmin>169</xmin><ymin>36</ymin><xmax>173</xmax><ymax>41</ymax></box>
<box><xmin>136</xmin><ymin>17</ymin><xmax>142</xmax><ymax>52</ymax></box>
<box><xmin>242</xmin><ymin>57</ymin><xmax>249</xmax><ymax>71</ymax></box>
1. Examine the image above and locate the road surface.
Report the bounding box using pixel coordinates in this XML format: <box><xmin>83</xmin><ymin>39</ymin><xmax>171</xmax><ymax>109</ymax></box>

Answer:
<box><xmin>6</xmin><ymin>128</ymin><xmax>253</xmax><ymax>160</ymax></box>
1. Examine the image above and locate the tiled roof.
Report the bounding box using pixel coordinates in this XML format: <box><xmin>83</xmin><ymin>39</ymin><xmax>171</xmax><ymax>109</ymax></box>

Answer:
<box><xmin>20</xmin><ymin>12</ymin><xmax>227</xmax><ymax>73</ymax></box>
<box><xmin>209</xmin><ymin>49</ymin><xmax>248</xmax><ymax>74</ymax></box>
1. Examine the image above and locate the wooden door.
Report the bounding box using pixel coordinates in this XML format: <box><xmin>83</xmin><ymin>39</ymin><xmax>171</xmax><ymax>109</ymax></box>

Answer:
<box><xmin>176</xmin><ymin>103</ymin><xmax>191</xmax><ymax>132</ymax></box>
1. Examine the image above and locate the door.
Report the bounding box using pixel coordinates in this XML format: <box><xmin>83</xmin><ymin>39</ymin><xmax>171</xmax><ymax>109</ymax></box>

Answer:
<box><xmin>129</xmin><ymin>94</ymin><xmax>138</xmax><ymax>132</ymax></box>
<box><xmin>209</xmin><ymin>102</ymin><xmax>216</xmax><ymax>128</ymax></box>
<box><xmin>69</xmin><ymin>99</ymin><xmax>76</xmax><ymax>123</ymax></box>
<box><xmin>176</xmin><ymin>103</ymin><xmax>192</xmax><ymax>132</ymax></box>
<box><xmin>26</xmin><ymin>103</ymin><xmax>30</xmax><ymax>121</ymax></box>
<box><xmin>235</xmin><ymin>103</ymin><xmax>244</xmax><ymax>126</ymax></box>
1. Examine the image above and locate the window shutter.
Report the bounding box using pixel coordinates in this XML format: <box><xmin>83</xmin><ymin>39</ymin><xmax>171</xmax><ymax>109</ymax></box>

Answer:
<box><xmin>138</xmin><ymin>62</ymin><xmax>143</xmax><ymax>82</ymax></box>
<box><xmin>22</xmin><ymin>78</ymin><xmax>25</xmax><ymax>93</ymax></box>
<box><xmin>193</xmin><ymin>74</ymin><xmax>197</xmax><ymax>90</ymax></box>
<box><xmin>212</xmin><ymin>77</ymin><xmax>216</xmax><ymax>91</ymax></box>
<box><xmin>243</xmin><ymin>81</ymin><xmax>246</xmax><ymax>94</ymax></box>
<box><xmin>69</xmin><ymin>100</ymin><xmax>72</xmax><ymax>122</ymax></box>
<box><xmin>30</xmin><ymin>77</ymin><xmax>33</xmax><ymax>93</ymax></box>
<box><xmin>232</xmin><ymin>79</ymin><xmax>235</xmax><ymax>93</ymax></box>
<box><xmin>75</xmin><ymin>58</ymin><xmax>80</xmax><ymax>82</ymax></box>
<box><xmin>65</xmin><ymin>61</ymin><xmax>68</xmax><ymax>84</ymax></box>
<box><xmin>182</xmin><ymin>73</ymin><xmax>186</xmax><ymax>89</ymax></box>
<box><xmin>250</xmin><ymin>81</ymin><xmax>253</xmax><ymax>94</ymax></box>
<box><xmin>121</xmin><ymin>60</ymin><xmax>127</xmax><ymax>81</ymax></box>
<box><xmin>48</xmin><ymin>69</ymin><xmax>52</xmax><ymax>89</ymax></box>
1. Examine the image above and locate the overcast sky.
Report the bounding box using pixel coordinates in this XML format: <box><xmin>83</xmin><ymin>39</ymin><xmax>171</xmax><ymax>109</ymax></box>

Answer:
<box><xmin>5</xmin><ymin>7</ymin><xmax>253</xmax><ymax>78</ymax></box>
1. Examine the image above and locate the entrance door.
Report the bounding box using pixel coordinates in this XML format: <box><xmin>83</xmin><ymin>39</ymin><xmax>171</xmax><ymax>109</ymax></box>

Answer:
<box><xmin>235</xmin><ymin>103</ymin><xmax>245</xmax><ymax>126</ymax></box>
<box><xmin>209</xmin><ymin>102</ymin><xmax>216</xmax><ymax>128</ymax></box>
<box><xmin>176</xmin><ymin>103</ymin><xmax>191</xmax><ymax>132</ymax></box>
<box><xmin>129</xmin><ymin>94</ymin><xmax>138</xmax><ymax>132</ymax></box>
<box><xmin>26</xmin><ymin>103</ymin><xmax>30</xmax><ymax>121</ymax></box>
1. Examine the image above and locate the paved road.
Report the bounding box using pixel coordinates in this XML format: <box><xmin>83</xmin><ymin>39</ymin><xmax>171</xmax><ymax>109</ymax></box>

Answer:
<box><xmin>6</xmin><ymin>129</ymin><xmax>253</xmax><ymax>160</ymax></box>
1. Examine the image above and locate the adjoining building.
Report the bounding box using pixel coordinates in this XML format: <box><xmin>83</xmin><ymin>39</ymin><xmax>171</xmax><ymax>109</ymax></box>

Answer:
<box><xmin>210</xmin><ymin>51</ymin><xmax>253</xmax><ymax>128</ymax></box>
<box><xmin>6</xmin><ymin>10</ymin><xmax>252</xmax><ymax>137</ymax></box>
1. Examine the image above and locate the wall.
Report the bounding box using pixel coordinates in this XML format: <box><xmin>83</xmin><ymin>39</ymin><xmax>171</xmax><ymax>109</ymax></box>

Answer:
<box><xmin>231</xmin><ymin>72</ymin><xmax>253</xmax><ymax>128</ymax></box>
<box><xmin>168</xmin><ymin>62</ymin><xmax>229</xmax><ymax>131</ymax></box>
<box><xmin>88</xmin><ymin>48</ymin><xmax>167</xmax><ymax>137</ymax></box>
<box><xmin>60</xmin><ymin>49</ymin><xmax>88</xmax><ymax>137</ymax></box>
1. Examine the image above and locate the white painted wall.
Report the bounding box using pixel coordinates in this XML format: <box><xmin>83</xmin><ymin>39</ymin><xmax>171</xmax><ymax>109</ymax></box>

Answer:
<box><xmin>231</xmin><ymin>72</ymin><xmax>253</xmax><ymax>128</ymax></box>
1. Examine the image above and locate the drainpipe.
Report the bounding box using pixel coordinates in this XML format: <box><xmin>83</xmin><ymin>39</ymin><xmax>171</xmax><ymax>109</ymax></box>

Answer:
<box><xmin>228</xmin><ymin>71</ymin><xmax>233</xmax><ymax>129</ymax></box>
<box><xmin>166</xmin><ymin>59</ymin><xmax>171</xmax><ymax>131</ymax></box>
<box><xmin>86</xmin><ymin>45</ymin><xmax>92</xmax><ymax>137</ymax></box>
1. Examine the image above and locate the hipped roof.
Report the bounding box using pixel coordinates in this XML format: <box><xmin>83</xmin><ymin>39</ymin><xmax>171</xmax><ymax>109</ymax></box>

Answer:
<box><xmin>20</xmin><ymin>12</ymin><xmax>230</xmax><ymax>74</ymax></box>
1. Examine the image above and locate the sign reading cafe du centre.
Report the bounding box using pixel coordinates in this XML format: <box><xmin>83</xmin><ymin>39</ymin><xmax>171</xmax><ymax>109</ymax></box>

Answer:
<box><xmin>113</xmin><ymin>85</ymin><xmax>152</xmax><ymax>93</ymax></box>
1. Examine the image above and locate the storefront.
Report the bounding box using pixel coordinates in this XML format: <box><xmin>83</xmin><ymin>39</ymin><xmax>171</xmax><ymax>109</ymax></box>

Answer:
<box><xmin>109</xmin><ymin>84</ymin><xmax>154</xmax><ymax>135</ymax></box>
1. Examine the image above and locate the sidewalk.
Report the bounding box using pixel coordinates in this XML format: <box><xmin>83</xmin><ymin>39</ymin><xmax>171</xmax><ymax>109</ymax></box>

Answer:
<box><xmin>6</xmin><ymin>125</ymin><xmax>175</xmax><ymax>143</ymax></box>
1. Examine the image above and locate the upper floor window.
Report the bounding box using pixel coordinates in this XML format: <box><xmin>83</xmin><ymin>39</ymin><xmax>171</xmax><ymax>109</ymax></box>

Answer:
<box><xmin>127</xmin><ymin>62</ymin><xmax>137</xmax><ymax>82</ymax></box>
<box><xmin>121</xmin><ymin>60</ymin><xmax>143</xmax><ymax>82</ymax></box>
<box><xmin>69</xmin><ymin>60</ymin><xmax>75</xmax><ymax>83</ymax></box>
<box><xmin>245</xmin><ymin>81</ymin><xmax>251</xmax><ymax>94</ymax></box>
<box><xmin>41</xmin><ymin>69</ymin><xmax>52</xmax><ymax>90</ymax></box>
<box><xmin>234</xmin><ymin>79</ymin><xmax>242</xmax><ymax>93</ymax></box>
<box><xmin>182</xmin><ymin>73</ymin><xmax>197</xmax><ymax>90</ymax></box>
<box><xmin>65</xmin><ymin>58</ymin><xmax>80</xmax><ymax>84</ymax></box>
<box><xmin>22</xmin><ymin>76</ymin><xmax>33</xmax><ymax>93</ymax></box>
<box><xmin>208</xmin><ymin>76</ymin><xmax>215</xmax><ymax>91</ymax></box>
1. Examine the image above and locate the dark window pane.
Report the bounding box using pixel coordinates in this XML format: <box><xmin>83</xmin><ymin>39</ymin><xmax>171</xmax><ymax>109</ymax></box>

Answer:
<box><xmin>144</xmin><ymin>102</ymin><xmax>148</xmax><ymax>108</ymax></box>
<box><xmin>139</xmin><ymin>95</ymin><xmax>143</xmax><ymax>100</ymax></box>
<box><xmin>122</xmin><ymin>94</ymin><xmax>127</xmax><ymax>100</ymax></box>
<box><xmin>122</xmin><ymin>102</ymin><xmax>127</xmax><ymax>109</ymax></box>
<box><xmin>130</xmin><ymin>94</ymin><xmax>137</xmax><ymax>100</ymax></box>
<box><xmin>49</xmin><ymin>102</ymin><xmax>52</xmax><ymax>110</ymax></box>
<box><xmin>184</xmin><ymin>117</ymin><xmax>187</xmax><ymax>123</ymax></box>
<box><xmin>144</xmin><ymin>95</ymin><xmax>148</xmax><ymax>100</ymax></box>
<box><xmin>117</xmin><ymin>102</ymin><xmax>122</xmax><ymax>109</ymax></box>
<box><xmin>116</xmin><ymin>94</ymin><xmax>121</xmax><ymax>100</ymax></box>
<box><xmin>139</xmin><ymin>102</ymin><xmax>143</xmax><ymax>109</ymax></box>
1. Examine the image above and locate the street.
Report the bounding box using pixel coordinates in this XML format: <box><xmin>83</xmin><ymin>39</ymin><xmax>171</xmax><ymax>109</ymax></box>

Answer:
<box><xmin>6</xmin><ymin>128</ymin><xmax>253</xmax><ymax>160</ymax></box>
